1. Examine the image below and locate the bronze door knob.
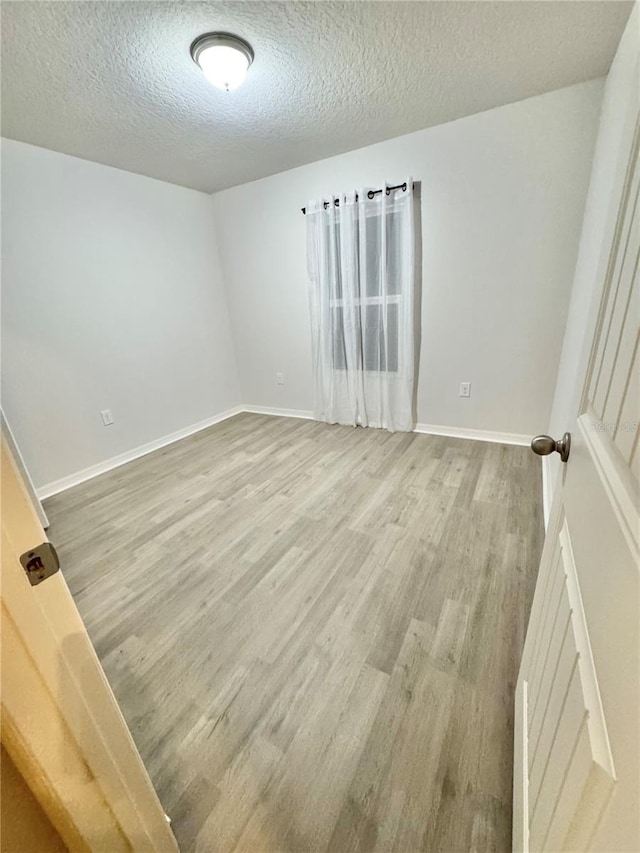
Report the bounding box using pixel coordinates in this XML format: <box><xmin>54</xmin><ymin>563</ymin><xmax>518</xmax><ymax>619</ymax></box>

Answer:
<box><xmin>531</xmin><ymin>432</ymin><xmax>571</xmax><ymax>463</ymax></box>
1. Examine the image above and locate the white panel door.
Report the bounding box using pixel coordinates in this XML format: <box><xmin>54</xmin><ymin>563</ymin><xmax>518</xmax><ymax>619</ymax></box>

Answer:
<box><xmin>513</xmin><ymin>108</ymin><xmax>640</xmax><ymax>851</ymax></box>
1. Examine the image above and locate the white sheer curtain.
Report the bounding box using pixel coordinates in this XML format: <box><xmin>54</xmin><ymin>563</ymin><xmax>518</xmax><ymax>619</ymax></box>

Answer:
<box><xmin>306</xmin><ymin>180</ymin><xmax>415</xmax><ymax>432</ymax></box>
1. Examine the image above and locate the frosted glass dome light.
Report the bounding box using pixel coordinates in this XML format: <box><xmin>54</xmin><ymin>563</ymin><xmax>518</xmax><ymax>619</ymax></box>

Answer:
<box><xmin>191</xmin><ymin>33</ymin><xmax>254</xmax><ymax>92</ymax></box>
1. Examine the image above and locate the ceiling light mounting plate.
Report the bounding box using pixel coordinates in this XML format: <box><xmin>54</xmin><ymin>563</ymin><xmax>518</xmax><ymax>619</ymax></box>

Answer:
<box><xmin>190</xmin><ymin>31</ymin><xmax>254</xmax><ymax>69</ymax></box>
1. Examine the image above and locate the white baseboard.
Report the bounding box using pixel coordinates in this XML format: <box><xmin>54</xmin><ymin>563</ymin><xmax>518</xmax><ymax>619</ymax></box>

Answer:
<box><xmin>414</xmin><ymin>422</ymin><xmax>530</xmax><ymax>446</ymax></box>
<box><xmin>36</xmin><ymin>405</ymin><xmax>531</xmax><ymax>500</ymax></box>
<box><xmin>245</xmin><ymin>408</ymin><xmax>530</xmax><ymax>446</ymax></box>
<box><xmin>242</xmin><ymin>405</ymin><xmax>314</xmax><ymax>420</ymax></box>
<box><xmin>36</xmin><ymin>406</ymin><xmax>244</xmax><ymax>500</ymax></box>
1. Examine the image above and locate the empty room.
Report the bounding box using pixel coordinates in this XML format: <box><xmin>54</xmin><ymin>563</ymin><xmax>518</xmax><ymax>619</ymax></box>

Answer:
<box><xmin>1</xmin><ymin>1</ymin><xmax>639</xmax><ymax>851</ymax></box>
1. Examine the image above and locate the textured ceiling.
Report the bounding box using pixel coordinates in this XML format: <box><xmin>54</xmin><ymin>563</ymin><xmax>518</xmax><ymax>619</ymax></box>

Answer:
<box><xmin>1</xmin><ymin>1</ymin><xmax>633</xmax><ymax>193</ymax></box>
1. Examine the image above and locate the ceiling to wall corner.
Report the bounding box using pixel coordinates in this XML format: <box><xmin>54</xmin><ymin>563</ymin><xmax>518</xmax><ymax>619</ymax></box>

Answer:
<box><xmin>1</xmin><ymin>1</ymin><xmax>632</xmax><ymax>193</ymax></box>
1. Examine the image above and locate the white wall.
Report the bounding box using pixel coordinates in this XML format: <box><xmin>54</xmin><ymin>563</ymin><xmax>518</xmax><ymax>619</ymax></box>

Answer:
<box><xmin>548</xmin><ymin>4</ymin><xmax>639</xmax><ymax>488</ymax></box>
<box><xmin>212</xmin><ymin>81</ymin><xmax>604</xmax><ymax>438</ymax></box>
<box><xmin>2</xmin><ymin>139</ymin><xmax>241</xmax><ymax>491</ymax></box>
<box><xmin>1</xmin><ymin>78</ymin><xmax>608</xmax><ymax>493</ymax></box>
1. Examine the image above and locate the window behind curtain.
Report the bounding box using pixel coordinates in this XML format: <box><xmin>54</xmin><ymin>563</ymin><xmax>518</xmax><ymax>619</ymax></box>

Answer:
<box><xmin>329</xmin><ymin>209</ymin><xmax>402</xmax><ymax>373</ymax></box>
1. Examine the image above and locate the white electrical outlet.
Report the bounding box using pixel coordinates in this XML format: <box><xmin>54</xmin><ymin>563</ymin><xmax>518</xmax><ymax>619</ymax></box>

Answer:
<box><xmin>276</xmin><ymin>373</ymin><xmax>284</xmax><ymax>385</ymax></box>
<box><xmin>100</xmin><ymin>409</ymin><xmax>114</xmax><ymax>426</ymax></box>
<box><xmin>459</xmin><ymin>382</ymin><xmax>471</xmax><ymax>398</ymax></box>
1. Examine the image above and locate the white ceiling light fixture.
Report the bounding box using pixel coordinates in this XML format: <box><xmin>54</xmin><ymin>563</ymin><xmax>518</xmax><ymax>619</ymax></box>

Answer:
<box><xmin>190</xmin><ymin>32</ymin><xmax>254</xmax><ymax>92</ymax></box>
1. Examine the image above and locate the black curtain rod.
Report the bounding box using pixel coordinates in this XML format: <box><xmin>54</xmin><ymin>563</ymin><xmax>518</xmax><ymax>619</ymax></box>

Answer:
<box><xmin>301</xmin><ymin>182</ymin><xmax>412</xmax><ymax>214</ymax></box>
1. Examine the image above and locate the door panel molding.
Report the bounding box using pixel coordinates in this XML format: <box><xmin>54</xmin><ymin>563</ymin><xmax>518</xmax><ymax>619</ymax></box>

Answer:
<box><xmin>514</xmin><ymin>515</ymin><xmax>615</xmax><ymax>852</ymax></box>
<box><xmin>582</xmin><ymin>115</ymin><xmax>640</xmax><ymax>417</ymax></box>
<box><xmin>579</xmin><ymin>410</ymin><xmax>640</xmax><ymax>560</ymax></box>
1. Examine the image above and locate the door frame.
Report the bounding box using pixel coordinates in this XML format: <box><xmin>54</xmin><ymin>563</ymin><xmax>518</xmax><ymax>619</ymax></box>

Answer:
<box><xmin>1</xmin><ymin>435</ymin><xmax>178</xmax><ymax>851</ymax></box>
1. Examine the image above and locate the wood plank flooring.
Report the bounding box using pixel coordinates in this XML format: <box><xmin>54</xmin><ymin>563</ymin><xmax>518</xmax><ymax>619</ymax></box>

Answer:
<box><xmin>45</xmin><ymin>414</ymin><xmax>543</xmax><ymax>852</ymax></box>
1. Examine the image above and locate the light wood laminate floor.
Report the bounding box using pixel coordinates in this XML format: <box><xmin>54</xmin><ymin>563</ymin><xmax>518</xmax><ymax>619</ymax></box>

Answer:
<box><xmin>45</xmin><ymin>414</ymin><xmax>543</xmax><ymax>853</ymax></box>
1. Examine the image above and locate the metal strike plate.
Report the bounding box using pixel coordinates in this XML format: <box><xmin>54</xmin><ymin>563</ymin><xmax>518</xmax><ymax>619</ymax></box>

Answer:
<box><xmin>19</xmin><ymin>542</ymin><xmax>60</xmax><ymax>586</ymax></box>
